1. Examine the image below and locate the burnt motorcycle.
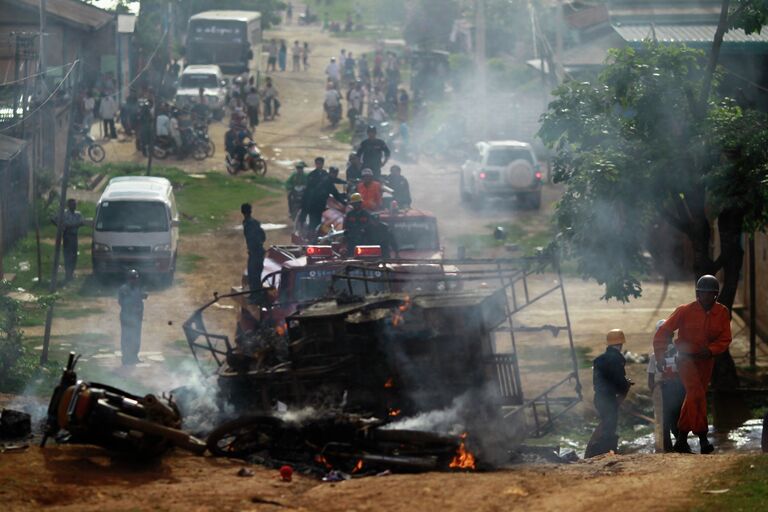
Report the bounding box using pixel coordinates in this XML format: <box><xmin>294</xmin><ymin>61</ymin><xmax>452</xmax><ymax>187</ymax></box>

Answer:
<box><xmin>41</xmin><ymin>353</ymin><xmax>206</xmax><ymax>458</ymax></box>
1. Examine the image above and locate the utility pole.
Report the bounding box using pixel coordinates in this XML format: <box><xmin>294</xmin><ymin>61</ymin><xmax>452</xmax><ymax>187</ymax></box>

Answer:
<box><xmin>39</xmin><ymin>0</ymin><xmax>47</xmax><ymax>84</ymax></box>
<box><xmin>749</xmin><ymin>236</ymin><xmax>756</xmax><ymax>367</ymax></box>
<box><xmin>555</xmin><ymin>0</ymin><xmax>564</xmax><ymax>82</ymax></box>
<box><xmin>36</xmin><ymin>0</ymin><xmax>48</xmax><ymax>284</ymax></box>
<box><xmin>40</xmin><ymin>66</ymin><xmax>79</xmax><ymax>365</ymax></box>
<box><xmin>475</xmin><ymin>0</ymin><xmax>487</xmax><ymax>139</ymax></box>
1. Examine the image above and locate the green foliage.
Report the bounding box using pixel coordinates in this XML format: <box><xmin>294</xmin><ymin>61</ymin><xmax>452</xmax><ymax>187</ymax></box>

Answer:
<box><xmin>730</xmin><ymin>0</ymin><xmax>768</xmax><ymax>35</ymax></box>
<box><xmin>539</xmin><ymin>42</ymin><xmax>768</xmax><ymax>302</ymax></box>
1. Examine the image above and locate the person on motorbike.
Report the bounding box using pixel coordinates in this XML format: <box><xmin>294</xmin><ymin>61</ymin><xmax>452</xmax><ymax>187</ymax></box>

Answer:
<box><xmin>323</xmin><ymin>82</ymin><xmax>342</xmax><ymax>125</ymax></box>
<box><xmin>328</xmin><ymin>166</ymin><xmax>347</xmax><ymax>186</ymax></box>
<box><xmin>286</xmin><ymin>161</ymin><xmax>308</xmax><ymax>218</ymax></box>
<box><xmin>226</xmin><ymin>127</ymin><xmax>252</xmax><ymax>170</ymax></box>
<box><xmin>191</xmin><ymin>87</ymin><xmax>210</xmax><ymax>124</ymax></box>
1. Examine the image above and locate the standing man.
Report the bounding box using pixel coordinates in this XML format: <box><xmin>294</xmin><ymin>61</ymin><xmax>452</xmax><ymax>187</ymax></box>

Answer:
<box><xmin>653</xmin><ymin>275</ymin><xmax>732</xmax><ymax>454</ymax></box>
<box><xmin>325</xmin><ymin>57</ymin><xmax>340</xmax><ymax>88</ymax></box>
<box><xmin>356</xmin><ymin>125</ymin><xmax>390</xmax><ymax>179</ymax></box>
<box><xmin>384</xmin><ymin>165</ymin><xmax>411</xmax><ymax>208</ymax></box>
<box><xmin>586</xmin><ymin>329</ymin><xmax>633</xmax><ymax>458</ymax></box>
<box><xmin>52</xmin><ymin>198</ymin><xmax>84</xmax><ymax>282</ymax></box>
<box><xmin>346</xmin><ymin>153</ymin><xmax>363</xmax><ymax>183</ymax></box>
<box><xmin>245</xmin><ymin>86</ymin><xmax>260</xmax><ymax>131</ymax></box>
<box><xmin>303</xmin><ymin>160</ymin><xmax>346</xmax><ymax>232</ymax></box>
<box><xmin>118</xmin><ymin>269</ymin><xmax>147</xmax><ymax>366</ymax></box>
<box><xmin>242</xmin><ymin>203</ymin><xmax>266</xmax><ymax>303</ymax></box>
<box><xmin>99</xmin><ymin>92</ymin><xmax>118</xmax><ymax>139</ymax></box>
<box><xmin>344</xmin><ymin>193</ymin><xmax>371</xmax><ymax>255</ymax></box>
<box><xmin>267</xmin><ymin>39</ymin><xmax>278</xmax><ymax>72</ymax></box>
<box><xmin>648</xmin><ymin>319</ymin><xmax>686</xmax><ymax>452</ymax></box>
<box><xmin>285</xmin><ymin>161</ymin><xmax>308</xmax><ymax>218</ymax></box>
<box><xmin>292</xmin><ymin>40</ymin><xmax>301</xmax><ymax>71</ymax></box>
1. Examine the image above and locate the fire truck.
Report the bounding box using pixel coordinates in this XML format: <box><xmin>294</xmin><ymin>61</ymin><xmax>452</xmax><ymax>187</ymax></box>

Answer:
<box><xmin>296</xmin><ymin>196</ymin><xmax>444</xmax><ymax>260</ymax></box>
<box><xmin>233</xmin><ymin>244</ymin><xmax>460</xmax><ymax>336</ymax></box>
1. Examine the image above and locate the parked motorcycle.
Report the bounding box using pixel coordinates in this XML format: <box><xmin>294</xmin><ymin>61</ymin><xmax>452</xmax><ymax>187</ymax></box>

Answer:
<box><xmin>226</xmin><ymin>139</ymin><xmax>268</xmax><ymax>176</ymax></box>
<box><xmin>72</xmin><ymin>125</ymin><xmax>105</xmax><ymax>163</ymax></box>
<box><xmin>193</xmin><ymin>122</ymin><xmax>215</xmax><ymax>158</ymax></box>
<box><xmin>41</xmin><ymin>353</ymin><xmax>206</xmax><ymax>458</ymax></box>
<box><xmin>153</xmin><ymin>132</ymin><xmax>208</xmax><ymax>161</ymax></box>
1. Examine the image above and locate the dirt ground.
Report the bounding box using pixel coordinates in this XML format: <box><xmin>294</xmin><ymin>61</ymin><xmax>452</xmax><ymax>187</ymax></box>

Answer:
<box><xmin>0</xmin><ymin>445</ymin><xmax>747</xmax><ymax>512</ymax></box>
<box><xmin>5</xmin><ymin>13</ymin><xmax>766</xmax><ymax>512</ymax></box>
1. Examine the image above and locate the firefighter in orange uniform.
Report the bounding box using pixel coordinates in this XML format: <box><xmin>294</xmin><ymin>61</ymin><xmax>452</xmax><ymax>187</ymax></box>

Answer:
<box><xmin>357</xmin><ymin>168</ymin><xmax>382</xmax><ymax>211</ymax></box>
<box><xmin>653</xmin><ymin>275</ymin><xmax>732</xmax><ymax>454</ymax></box>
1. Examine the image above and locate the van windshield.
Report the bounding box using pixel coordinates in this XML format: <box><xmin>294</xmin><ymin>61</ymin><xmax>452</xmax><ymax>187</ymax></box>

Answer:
<box><xmin>95</xmin><ymin>201</ymin><xmax>169</xmax><ymax>232</ymax></box>
<box><xmin>180</xmin><ymin>74</ymin><xmax>219</xmax><ymax>89</ymax></box>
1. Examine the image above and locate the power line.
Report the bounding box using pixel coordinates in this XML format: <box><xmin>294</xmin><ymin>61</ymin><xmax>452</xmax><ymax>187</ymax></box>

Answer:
<box><xmin>0</xmin><ymin>62</ymin><xmax>72</xmax><ymax>87</ymax></box>
<box><xmin>0</xmin><ymin>59</ymin><xmax>79</xmax><ymax>133</ymax></box>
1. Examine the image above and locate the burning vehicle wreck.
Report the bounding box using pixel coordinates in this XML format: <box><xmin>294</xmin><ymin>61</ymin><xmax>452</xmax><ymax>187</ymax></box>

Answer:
<box><xmin>183</xmin><ymin>255</ymin><xmax>583</xmax><ymax>471</ymax></box>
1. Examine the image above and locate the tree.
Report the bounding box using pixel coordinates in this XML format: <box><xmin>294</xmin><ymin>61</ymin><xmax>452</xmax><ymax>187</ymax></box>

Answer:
<box><xmin>538</xmin><ymin>42</ymin><xmax>768</xmax><ymax>387</ymax></box>
<box><xmin>403</xmin><ymin>0</ymin><xmax>460</xmax><ymax>50</ymax></box>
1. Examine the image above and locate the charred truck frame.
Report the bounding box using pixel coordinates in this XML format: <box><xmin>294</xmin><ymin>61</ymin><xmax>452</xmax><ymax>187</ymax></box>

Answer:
<box><xmin>184</xmin><ymin>255</ymin><xmax>582</xmax><ymax>446</ymax></box>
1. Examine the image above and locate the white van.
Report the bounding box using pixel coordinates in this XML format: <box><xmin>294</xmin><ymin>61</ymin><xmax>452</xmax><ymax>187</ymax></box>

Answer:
<box><xmin>92</xmin><ymin>177</ymin><xmax>179</xmax><ymax>283</ymax></box>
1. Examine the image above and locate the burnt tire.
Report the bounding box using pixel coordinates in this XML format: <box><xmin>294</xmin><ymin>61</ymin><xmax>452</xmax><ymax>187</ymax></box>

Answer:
<box><xmin>87</xmin><ymin>144</ymin><xmax>105</xmax><ymax>163</ymax></box>
<box><xmin>206</xmin><ymin>416</ymin><xmax>286</xmax><ymax>458</ymax></box>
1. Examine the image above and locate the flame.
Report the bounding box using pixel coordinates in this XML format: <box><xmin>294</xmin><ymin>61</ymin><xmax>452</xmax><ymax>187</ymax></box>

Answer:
<box><xmin>275</xmin><ymin>324</ymin><xmax>286</xmax><ymax>336</ymax></box>
<box><xmin>384</xmin><ymin>378</ymin><xmax>394</xmax><ymax>388</ymax></box>
<box><xmin>388</xmin><ymin>408</ymin><xmax>401</xmax><ymax>417</ymax></box>
<box><xmin>315</xmin><ymin>454</ymin><xmax>332</xmax><ymax>469</ymax></box>
<box><xmin>392</xmin><ymin>310</ymin><xmax>403</xmax><ymax>327</ymax></box>
<box><xmin>449</xmin><ymin>433</ymin><xmax>477</xmax><ymax>470</ymax></box>
<box><xmin>399</xmin><ymin>295</ymin><xmax>411</xmax><ymax>312</ymax></box>
<box><xmin>352</xmin><ymin>459</ymin><xmax>364</xmax><ymax>473</ymax></box>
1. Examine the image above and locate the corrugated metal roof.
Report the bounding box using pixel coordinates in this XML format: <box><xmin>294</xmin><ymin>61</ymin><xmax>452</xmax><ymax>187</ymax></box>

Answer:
<box><xmin>10</xmin><ymin>0</ymin><xmax>113</xmax><ymax>31</ymax></box>
<box><xmin>614</xmin><ymin>24</ymin><xmax>768</xmax><ymax>44</ymax></box>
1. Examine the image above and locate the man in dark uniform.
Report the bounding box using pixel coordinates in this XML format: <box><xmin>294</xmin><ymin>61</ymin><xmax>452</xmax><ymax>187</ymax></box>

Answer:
<box><xmin>52</xmin><ymin>198</ymin><xmax>84</xmax><ymax>282</ymax></box>
<box><xmin>384</xmin><ymin>165</ymin><xmax>411</xmax><ymax>208</ymax></box>
<box><xmin>346</xmin><ymin>153</ymin><xmax>363</xmax><ymax>183</ymax></box>
<box><xmin>586</xmin><ymin>329</ymin><xmax>633</xmax><ymax>457</ymax></box>
<box><xmin>241</xmin><ymin>203</ymin><xmax>266</xmax><ymax>303</ymax></box>
<box><xmin>302</xmin><ymin>159</ymin><xmax>346</xmax><ymax>233</ymax></box>
<box><xmin>344</xmin><ymin>193</ymin><xmax>371</xmax><ymax>255</ymax></box>
<box><xmin>370</xmin><ymin>214</ymin><xmax>398</xmax><ymax>258</ymax></box>
<box><xmin>118</xmin><ymin>269</ymin><xmax>147</xmax><ymax>366</ymax></box>
<box><xmin>356</xmin><ymin>125</ymin><xmax>390</xmax><ymax>179</ymax></box>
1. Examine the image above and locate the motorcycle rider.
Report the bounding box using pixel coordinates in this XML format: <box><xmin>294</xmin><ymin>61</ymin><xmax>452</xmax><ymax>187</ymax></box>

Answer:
<box><xmin>344</xmin><ymin>193</ymin><xmax>371</xmax><ymax>255</ymax></box>
<box><xmin>225</xmin><ymin>126</ymin><xmax>252</xmax><ymax>171</ymax></box>
<box><xmin>285</xmin><ymin>161</ymin><xmax>308</xmax><ymax>218</ymax></box>
<box><xmin>356</xmin><ymin>125</ymin><xmax>390</xmax><ymax>179</ymax></box>
<box><xmin>324</xmin><ymin>82</ymin><xmax>342</xmax><ymax>125</ymax></box>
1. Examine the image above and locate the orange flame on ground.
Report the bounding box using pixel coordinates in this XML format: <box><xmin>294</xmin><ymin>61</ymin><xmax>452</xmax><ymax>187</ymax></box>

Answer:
<box><xmin>275</xmin><ymin>324</ymin><xmax>286</xmax><ymax>336</ymax></box>
<box><xmin>449</xmin><ymin>433</ymin><xmax>477</xmax><ymax>470</ymax></box>
<box><xmin>388</xmin><ymin>408</ymin><xmax>401</xmax><ymax>417</ymax></box>
<box><xmin>384</xmin><ymin>378</ymin><xmax>394</xmax><ymax>388</ymax></box>
<box><xmin>352</xmin><ymin>459</ymin><xmax>364</xmax><ymax>473</ymax></box>
<box><xmin>392</xmin><ymin>310</ymin><xmax>403</xmax><ymax>327</ymax></box>
<box><xmin>315</xmin><ymin>454</ymin><xmax>332</xmax><ymax>469</ymax></box>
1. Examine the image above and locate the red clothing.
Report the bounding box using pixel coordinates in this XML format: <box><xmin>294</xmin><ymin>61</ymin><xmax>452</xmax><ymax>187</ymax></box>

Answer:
<box><xmin>653</xmin><ymin>300</ymin><xmax>732</xmax><ymax>434</ymax></box>
<box><xmin>357</xmin><ymin>180</ymin><xmax>382</xmax><ymax>211</ymax></box>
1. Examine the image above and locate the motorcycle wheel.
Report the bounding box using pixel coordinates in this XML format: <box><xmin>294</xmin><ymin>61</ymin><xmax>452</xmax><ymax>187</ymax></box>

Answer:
<box><xmin>205</xmin><ymin>140</ymin><xmax>215</xmax><ymax>158</ymax></box>
<box><xmin>153</xmin><ymin>145</ymin><xmax>168</xmax><ymax>160</ymax></box>
<box><xmin>207</xmin><ymin>415</ymin><xmax>286</xmax><ymax>458</ymax></box>
<box><xmin>88</xmin><ymin>144</ymin><xmax>105</xmax><ymax>163</ymax></box>
<box><xmin>253</xmin><ymin>159</ymin><xmax>268</xmax><ymax>176</ymax></box>
<box><xmin>192</xmin><ymin>144</ymin><xmax>207</xmax><ymax>161</ymax></box>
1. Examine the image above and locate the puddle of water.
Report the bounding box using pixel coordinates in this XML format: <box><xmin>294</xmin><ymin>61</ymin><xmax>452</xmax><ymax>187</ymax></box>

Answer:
<box><xmin>232</xmin><ymin>223</ymin><xmax>288</xmax><ymax>231</ymax></box>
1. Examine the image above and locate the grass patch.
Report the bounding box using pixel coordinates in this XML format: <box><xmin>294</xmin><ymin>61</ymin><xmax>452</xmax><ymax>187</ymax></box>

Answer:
<box><xmin>518</xmin><ymin>344</ymin><xmax>593</xmax><ymax>372</ymax></box>
<box><xmin>176</xmin><ymin>253</ymin><xmax>206</xmax><ymax>273</ymax></box>
<box><xmin>333</xmin><ymin>124</ymin><xmax>353</xmax><ymax>144</ymax></box>
<box><xmin>689</xmin><ymin>455</ymin><xmax>768</xmax><ymax>511</ymax></box>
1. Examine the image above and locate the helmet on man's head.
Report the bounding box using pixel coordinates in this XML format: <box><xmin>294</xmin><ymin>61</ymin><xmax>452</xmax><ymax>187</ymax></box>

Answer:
<box><xmin>127</xmin><ymin>269</ymin><xmax>140</xmax><ymax>280</ymax></box>
<box><xmin>606</xmin><ymin>329</ymin><xmax>626</xmax><ymax>346</ymax></box>
<box><xmin>367</xmin><ymin>125</ymin><xmax>377</xmax><ymax>133</ymax></box>
<box><xmin>295</xmin><ymin>160</ymin><xmax>307</xmax><ymax>169</ymax></box>
<box><xmin>349</xmin><ymin>193</ymin><xmax>363</xmax><ymax>204</ymax></box>
<box><xmin>696</xmin><ymin>275</ymin><xmax>720</xmax><ymax>293</ymax></box>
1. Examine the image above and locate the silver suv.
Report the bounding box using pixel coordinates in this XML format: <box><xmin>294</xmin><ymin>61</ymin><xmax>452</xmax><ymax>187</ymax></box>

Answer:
<box><xmin>460</xmin><ymin>140</ymin><xmax>543</xmax><ymax>209</ymax></box>
<box><xmin>175</xmin><ymin>64</ymin><xmax>228</xmax><ymax>120</ymax></box>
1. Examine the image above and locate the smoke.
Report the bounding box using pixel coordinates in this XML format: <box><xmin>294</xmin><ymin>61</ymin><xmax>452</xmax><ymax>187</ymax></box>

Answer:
<box><xmin>163</xmin><ymin>359</ymin><xmax>233</xmax><ymax>434</ymax></box>
<box><xmin>382</xmin><ymin>393</ymin><xmax>471</xmax><ymax>435</ymax></box>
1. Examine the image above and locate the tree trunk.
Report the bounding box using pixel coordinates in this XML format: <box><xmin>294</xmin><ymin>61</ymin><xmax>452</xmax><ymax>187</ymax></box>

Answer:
<box><xmin>710</xmin><ymin>208</ymin><xmax>744</xmax><ymax>390</ymax></box>
<box><xmin>700</xmin><ymin>0</ymin><xmax>731</xmax><ymax>108</ymax></box>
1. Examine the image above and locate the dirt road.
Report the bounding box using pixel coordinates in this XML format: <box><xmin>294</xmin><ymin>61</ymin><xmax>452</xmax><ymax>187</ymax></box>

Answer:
<box><xmin>7</xmin><ymin>17</ymin><xmax>762</xmax><ymax>512</ymax></box>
